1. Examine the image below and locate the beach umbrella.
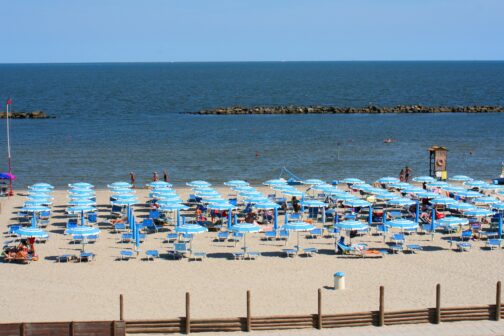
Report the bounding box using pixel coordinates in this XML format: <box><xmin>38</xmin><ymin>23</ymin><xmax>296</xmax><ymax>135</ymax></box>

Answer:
<box><xmin>28</xmin><ymin>190</ymin><xmax>53</xmax><ymax>197</ymax></box>
<box><xmin>68</xmin><ymin>199</ymin><xmax>96</xmax><ymax>206</ymax></box>
<box><xmin>238</xmin><ymin>190</ymin><xmax>263</xmax><ymax>198</ymax></box>
<box><xmin>20</xmin><ymin>205</ymin><xmax>50</xmax><ymax>213</ymax></box>
<box><xmin>442</xmin><ymin>186</ymin><xmax>466</xmax><ymax>193</ymax></box>
<box><xmin>0</xmin><ymin>172</ymin><xmax>16</xmax><ymax>180</ymax></box>
<box><xmin>303</xmin><ymin>179</ymin><xmax>325</xmax><ymax>185</ymax></box>
<box><xmin>111</xmin><ymin>188</ymin><xmax>135</xmax><ymax>195</ymax></box>
<box><xmin>335</xmin><ymin>220</ymin><xmax>368</xmax><ymax>231</ymax></box>
<box><xmin>24</xmin><ymin>200</ymin><xmax>52</xmax><ymax>207</ymax></box>
<box><xmin>147</xmin><ymin>181</ymin><xmax>173</xmax><ymax>188</ymax></box>
<box><xmin>65</xmin><ymin>226</ymin><xmax>101</xmax><ymax>251</ymax></box>
<box><xmin>413</xmin><ymin>191</ymin><xmax>438</xmax><ymax>199</ymax></box>
<box><xmin>282</xmin><ymin>221</ymin><xmax>315</xmax><ymax>253</ymax></box>
<box><xmin>200</xmin><ymin>196</ymin><xmax>227</xmax><ymax>203</ymax></box>
<box><xmin>463</xmin><ymin>209</ymin><xmax>494</xmax><ymax>217</ymax></box>
<box><xmin>69</xmin><ymin>195</ymin><xmax>95</xmax><ymax>201</ymax></box>
<box><xmin>69</xmin><ymin>182</ymin><xmax>94</xmax><ymax>189</ymax></box>
<box><xmin>455</xmin><ymin>190</ymin><xmax>482</xmax><ymax>198</ymax></box>
<box><xmin>386</xmin><ymin>219</ymin><xmax>418</xmax><ymax>230</ymax></box>
<box><xmin>224</xmin><ymin>180</ymin><xmax>249</xmax><ymax>187</ymax></box>
<box><xmin>16</xmin><ymin>227</ymin><xmax>48</xmax><ymax>238</ymax></box>
<box><xmin>427</xmin><ymin>181</ymin><xmax>449</xmax><ymax>188</ymax></box>
<box><xmin>333</xmin><ymin>193</ymin><xmax>358</xmax><ymax>201</ymax></box>
<box><xmin>111</xmin><ymin>199</ymin><xmax>137</xmax><ymax>206</ymax></box>
<box><xmin>436</xmin><ymin>217</ymin><xmax>469</xmax><ymax>229</ymax></box>
<box><xmin>374</xmin><ymin>192</ymin><xmax>399</xmax><ymax>200</ymax></box>
<box><xmin>387</xmin><ymin>198</ymin><xmax>416</xmax><ymax>207</ymax></box>
<box><xmin>300</xmin><ymin>200</ymin><xmax>327</xmax><ymax>207</ymax></box>
<box><xmin>377</xmin><ymin>177</ymin><xmax>400</xmax><ymax>184</ymax></box>
<box><xmin>28</xmin><ymin>185</ymin><xmax>53</xmax><ymax>192</ymax></box>
<box><xmin>69</xmin><ymin>189</ymin><xmax>95</xmax><ymax>196</ymax></box>
<box><xmin>341</xmin><ymin>178</ymin><xmax>365</xmax><ymax>184</ymax></box>
<box><xmin>450</xmin><ymin>175</ymin><xmax>473</xmax><ymax>182</ymax></box>
<box><xmin>156</xmin><ymin>195</ymin><xmax>183</xmax><ymax>202</ymax></box>
<box><xmin>253</xmin><ymin>202</ymin><xmax>280</xmax><ymax>210</ymax></box>
<box><xmin>473</xmin><ymin>196</ymin><xmax>499</xmax><ymax>204</ymax></box>
<box><xmin>402</xmin><ymin>187</ymin><xmax>424</xmax><ymax>194</ymax></box>
<box><xmin>195</xmin><ymin>190</ymin><xmax>221</xmax><ymax>197</ymax></box>
<box><xmin>345</xmin><ymin>199</ymin><xmax>372</xmax><ymax>207</ymax></box>
<box><xmin>282</xmin><ymin>189</ymin><xmax>304</xmax><ymax>197</ymax></box>
<box><xmin>208</xmin><ymin>202</ymin><xmax>237</xmax><ymax>210</ymax></box>
<box><xmin>492</xmin><ymin>203</ymin><xmax>504</xmax><ymax>211</ymax></box>
<box><xmin>272</xmin><ymin>185</ymin><xmax>296</xmax><ymax>193</ymax></box>
<box><xmin>412</xmin><ymin>176</ymin><xmax>436</xmax><ymax>183</ymax></box>
<box><xmin>159</xmin><ymin>203</ymin><xmax>189</xmax><ymax>211</ymax></box>
<box><xmin>430</xmin><ymin>198</ymin><xmax>457</xmax><ymax>206</ymax></box>
<box><xmin>389</xmin><ymin>182</ymin><xmax>412</xmax><ymax>190</ymax></box>
<box><xmin>464</xmin><ymin>180</ymin><xmax>487</xmax><ymax>188</ymax></box>
<box><xmin>67</xmin><ymin>205</ymin><xmax>96</xmax><ymax>214</ymax></box>
<box><xmin>263</xmin><ymin>179</ymin><xmax>287</xmax><ymax>186</ymax></box>
<box><xmin>187</xmin><ymin>180</ymin><xmax>211</xmax><ymax>187</ymax></box>
<box><xmin>311</xmin><ymin>184</ymin><xmax>333</xmax><ymax>191</ymax></box>
<box><xmin>27</xmin><ymin>193</ymin><xmax>54</xmax><ymax>200</ymax></box>
<box><xmin>231</xmin><ymin>223</ymin><xmax>261</xmax><ymax>253</ymax></box>
<box><xmin>108</xmin><ymin>182</ymin><xmax>132</xmax><ymax>189</ymax></box>
<box><xmin>156</xmin><ymin>199</ymin><xmax>183</xmax><ymax>207</ymax></box>
<box><xmin>233</xmin><ymin>186</ymin><xmax>256</xmax><ymax>192</ymax></box>
<box><xmin>447</xmin><ymin>202</ymin><xmax>477</xmax><ymax>212</ymax></box>
<box><xmin>480</xmin><ymin>184</ymin><xmax>503</xmax><ymax>191</ymax></box>
<box><xmin>31</xmin><ymin>183</ymin><xmax>54</xmax><ymax>189</ymax></box>
<box><xmin>175</xmin><ymin>224</ymin><xmax>208</xmax><ymax>250</ymax></box>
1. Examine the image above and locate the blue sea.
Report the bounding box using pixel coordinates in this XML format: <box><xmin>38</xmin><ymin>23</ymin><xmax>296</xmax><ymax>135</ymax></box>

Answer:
<box><xmin>0</xmin><ymin>61</ymin><xmax>503</xmax><ymax>188</ymax></box>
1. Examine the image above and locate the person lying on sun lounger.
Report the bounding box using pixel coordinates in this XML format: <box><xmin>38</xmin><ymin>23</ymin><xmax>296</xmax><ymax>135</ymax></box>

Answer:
<box><xmin>3</xmin><ymin>239</ymin><xmax>31</xmax><ymax>262</ymax></box>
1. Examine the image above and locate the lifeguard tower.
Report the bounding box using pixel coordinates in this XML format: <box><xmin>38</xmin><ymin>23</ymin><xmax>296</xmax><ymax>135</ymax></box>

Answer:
<box><xmin>428</xmin><ymin>146</ymin><xmax>448</xmax><ymax>180</ymax></box>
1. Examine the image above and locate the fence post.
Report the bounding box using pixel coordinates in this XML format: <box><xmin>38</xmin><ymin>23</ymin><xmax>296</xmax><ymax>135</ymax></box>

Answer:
<box><xmin>496</xmin><ymin>281</ymin><xmax>502</xmax><ymax>321</ymax></box>
<box><xmin>185</xmin><ymin>292</ymin><xmax>191</xmax><ymax>334</ymax></box>
<box><xmin>119</xmin><ymin>294</ymin><xmax>124</xmax><ymax>321</ymax></box>
<box><xmin>70</xmin><ymin>321</ymin><xmax>75</xmax><ymax>336</ymax></box>
<box><xmin>246</xmin><ymin>290</ymin><xmax>252</xmax><ymax>332</ymax></box>
<box><xmin>317</xmin><ymin>288</ymin><xmax>323</xmax><ymax>329</ymax></box>
<box><xmin>435</xmin><ymin>284</ymin><xmax>441</xmax><ymax>324</ymax></box>
<box><xmin>378</xmin><ymin>286</ymin><xmax>385</xmax><ymax>326</ymax></box>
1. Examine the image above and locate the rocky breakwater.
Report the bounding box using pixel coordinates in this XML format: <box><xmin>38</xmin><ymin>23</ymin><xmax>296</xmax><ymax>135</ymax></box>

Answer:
<box><xmin>0</xmin><ymin>111</ymin><xmax>54</xmax><ymax>119</ymax></box>
<box><xmin>189</xmin><ymin>105</ymin><xmax>504</xmax><ymax>115</ymax></box>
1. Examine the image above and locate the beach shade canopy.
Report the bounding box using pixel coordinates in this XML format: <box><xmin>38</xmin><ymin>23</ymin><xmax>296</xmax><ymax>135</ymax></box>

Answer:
<box><xmin>239</xmin><ymin>190</ymin><xmax>263</xmax><ymax>198</ymax></box>
<box><xmin>31</xmin><ymin>183</ymin><xmax>54</xmax><ymax>189</ymax></box>
<box><xmin>107</xmin><ymin>182</ymin><xmax>132</xmax><ymax>189</ymax></box>
<box><xmin>447</xmin><ymin>202</ymin><xmax>478</xmax><ymax>211</ymax></box>
<box><xmin>244</xmin><ymin>196</ymin><xmax>270</xmax><ymax>204</ymax></box>
<box><xmin>427</xmin><ymin>181</ymin><xmax>449</xmax><ymax>188</ymax></box>
<box><xmin>175</xmin><ymin>224</ymin><xmax>208</xmax><ymax>234</ymax></box>
<box><xmin>68</xmin><ymin>195</ymin><xmax>95</xmax><ymax>202</ymax></box>
<box><xmin>341</xmin><ymin>178</ymin><xmax>365</xmax><ymax>184</ymax></box>
<box><xmin>344</xmin><ymin>199</ymin><xmax>372</xmax><ymax>207</ymax></box>
<box><xmin>492</xmin><ymin>203</ymin><xmax>504</xmax><ymax>211</ymax></box>
<box><xmin>311</xmin><ymin>184</ymin><xmax>335</xmax><ymax>192</ymax></box>
<box><xmin>69</xmin><ymin>182</ymin><xmax>94</xmax><ymax>189</ymax></box>
<box><xmin>300</xmin><ymin>200</ymin><xmax>327</xmax><ymax>208</ymax></box>
<box><xmin>377</xmin><ymin>177</ymin><xmax>400</xmax><ymax>184</ymax></box>
<box><xmin>335</xmin><ymin>220</ymin><xmax>368</xmax><ymax>231</ymax></box>
<box><xmin>332</xmin><ymin>193</ymin><xmax>358</xmax><ymax>201</ymax></box>
<box><xmin>28</xmin><ymin>185</ymin><xmax>53</xmax><ymax>192</ymax></box>
<box><xmin>402</xmin><ymin>187</ymin><xmax>424</xmax><ymax>194</ymax></box>
<box><xmin>464</xmin><ymin>180</ymin><xmax>487</xmax><ymax>188</ymax></box>
<box><xmin>195</xmin><ymin>190</ymin><xmax>221</xmax><ymax>197</ymax></box>
<box><xmin>201</xmin><ymin>197</ymin><xmax>228</xmax><ymax>204</ymax></box>
<box><xmin>67</xmin><ymin>205</ymin><xmax>96</xmax><ymax>214</ymax></box>
<box><xmin>463</xmin><ymin>209</ymin><xmax>494</xmax><ymax>217</ymax></box>
<box><xmin>187</xmin><ymin>180</ymin><xmax>211</xmax><ymax>187</ymax></box>
<box><xmin>473</xmin><ymin>196</ymin><xmax>499</xmax><ymax>204</ymax></box>
<box><xmin>430</xmin><ymin>198</ymin><xmax>457</xmax><ymax>206</ymax></box>
<box><xmin>27</xmin><ymin>194</ymin><xmax>54</xmax><ymax>201</ymax></box>
<box><xmin>455</xmin><ymin>190</ymin><xmax>482</xmax><ymax>198</ymax></box>
<box><xmin>283</xmin><ymin>221</ymin><xmax>315</xmax><ymax>231</ymax></box>
<box><xmin>386</xmin><ymin>219</ymin><xmax>419</xmax><ymax>230</ymax></box>
<box><xmin>480</xmin><ymin>184</ymin><xmax>503</xmax><ymax>191</ymax></box>
<box><xmin>66</xmin><ymin>226</ymin><xmax>101</xmax><ymax>236</ymax></box>
<box><xmin>20</xmin><ymin>205</ymin><xmax>50</xmax><ymax>213</ymax></box>
<box><xmin>155</xmin><ymin>199</ymin><xmax>184</xmax><ymax>207</ymax></box>
<box><xmin>436</xmin><ymin>217</ymin><xmax>469</xmax><ymax>228</ymax></box>
<box><xmin>16</xmin><ymin>227</ymin><xmax>48</xmax><ymax>238</ymax></box>
<box><xmin>303</xmin><ymin>179</ymin><xmax>325</xmax><ymax>185</ymax></box>
<box><xmin>24</xmin><ymin>200</ymin><xmax>52</xmax><ymax>207</ymax></box>
<box><xmin>69</xmin><ymin>189</ymin><xmax>96</xmax><ymax>196</ymax></box>
<box><xmin>112</xmin><ymin>194</ymin><xmax>138</xmax><ymax>202</ymax></box>
<box><xmin>272</xmin><ymin>185</ymin><xmax>296</xmax><ymax>192</ymax></box>
<box><xmin>231</xmin><ymin>223</ymin><xmax>261</xmax><ymax>252</ymax></box>
<box><xmin>156</xmin><ymin>195</ymin><xmax>183</xmax><ymax>202</ymax></box>
<box><xmin>224</xmin><ymin>180</ymin><xmax>249</xmax><ymax>187</ymax></box>
<box><xmin>233</xmin><ymin>186</ymin><xmax>256</xmax><ymax>192</ymax></box>
<box><xmin>412</xmin><ymin>176</ymin><xmax>436</xmax><ymax>183</ymax></box>
<box><xmin>263</xmin><ymin>179</ymin><xmax>287</xmax><ymax>186</ymax></box>
<box><xmin>207</xmin><ymin>202</ymin><xmax>237</xmax><ymax>210</ymax></box>
<box><xmin>413</xmin><ymin>191</ymin><xmax>439</xmax><ymax>199</ymax></box>
<box><xmin>442</xmin><ymin>186</ymin><xmax>466</xmax><ymax>193</ymax></box>
<box><xmin>147</xmin><ymin>181</ymin><xmax>173</xmax><ymax>188</ymax></box>
<box><xmin>450</xmin><ymin>175</ymin><xmax>473</xmax><ymax>182</ymax></box>
<box><xmin>253</xmin><ymin>202</ymin><xmax>280</xmax><ymax>210</ymax></box>
<box><xmin>111</xmin><ymin>199</ymin><xmax>137</xmax><ymax>206</ymax></box>
<box><xmin>0</xmin><ymin>172</ymin><xmax>16</xmax><ymax>180</ymax></box>
<box><xmin>389</xmin><ymin>182</ymin><xmax>412</xmax><ymax>190</ymax></box>
<box><xmin>374</xmin><ymin>192</ymin><xmax>400</xmax><ymax>200</ymax></box>
<box><xmin>159</xmin><ymin>203</ymin><xmax>189</xmax><ymax>211</ymax></box>
<box><xmin>111</xmin><ymin>190</ymin><xmax>136</xmax><ymax>197</ymax></box>
<box><xmin>282</xmin><ymin>189</ymin><xmax>304</xmax><ymax>197</ymax></box>
<box><xmin>387</xmin><ymin>198</ymin><xmax>416</xmax><ymax>207</ymax></box>
<box><xmin>68</xmin><ymin>199</ymin><xmax>96</xmax><ymax>206</ymax></box>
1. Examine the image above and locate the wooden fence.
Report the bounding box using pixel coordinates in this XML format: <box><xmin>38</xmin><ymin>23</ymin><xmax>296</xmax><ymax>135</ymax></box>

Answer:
<box><xmin>0</xmin><ymin>283</ymin><xmax>502</xmax><ymax>335</ymax></box>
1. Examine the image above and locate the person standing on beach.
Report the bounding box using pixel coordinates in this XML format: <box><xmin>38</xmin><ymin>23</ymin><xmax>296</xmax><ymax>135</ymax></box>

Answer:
<box><xmin>404</xmin><ymin>166</ymin><xmax>412</xmax><ymax>182</ymax></box>
<box><xmin>163</xmin><ymin>170</ymin><xmax>169</xmax><ymax>182</ymax></box>
<box><xmin>399</xmin><ymin>169</ymin><xmax>405</xmax><ymax>182</ymax></box>
<box><xmin>153</xmin><ymin>171</ymin><xmax>158</xmax><ymax>182</ymax></box>
<box><xmin>130</xmin><ymin>172</ymin><xmax>135</xmax><ymax>188</ymax></box>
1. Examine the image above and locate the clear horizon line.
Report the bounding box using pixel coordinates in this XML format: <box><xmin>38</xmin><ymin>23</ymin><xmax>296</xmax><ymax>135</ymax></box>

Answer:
<box><xmin>1</xmin><ymin>59</ymin><xmax>504</xmax><ymax>65</ymax></box>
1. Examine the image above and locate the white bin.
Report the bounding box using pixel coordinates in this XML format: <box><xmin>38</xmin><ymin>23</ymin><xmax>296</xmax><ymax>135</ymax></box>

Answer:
<box><xmin>334</xmin><ymin>272</ymin><xmax>345</xmax><ymax>290</ymax></box>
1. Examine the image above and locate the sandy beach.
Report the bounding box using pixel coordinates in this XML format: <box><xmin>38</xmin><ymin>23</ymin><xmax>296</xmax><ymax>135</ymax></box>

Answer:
<box><xmin>1</xmin><ymin>186</ymin><xmax>504</xmax><ymax>324</ymax></box>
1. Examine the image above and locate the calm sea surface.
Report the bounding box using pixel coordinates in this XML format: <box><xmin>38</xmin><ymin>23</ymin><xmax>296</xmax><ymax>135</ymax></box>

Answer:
<box><xmin>0</xmin><ymin>61</ymin><xmax>503</xmax><ymax>188</ymax></box>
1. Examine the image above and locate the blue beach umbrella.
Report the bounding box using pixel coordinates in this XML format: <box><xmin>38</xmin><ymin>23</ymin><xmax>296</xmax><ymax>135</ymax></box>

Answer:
<box><xmin>333</xmin><ymin>193</ymin><xmax>358</xmax><ymax>201</ymax></box>
<box><xmin>345</xmin><ymin>199</ymin><xmax>372</xmax><ymax>207</ymax></box>
<box><xmin>208</xmin><ymin>202</ymin><xmax>237</xmax><ymax>210</ymax></box>
<box><xmin>263</xmin><ymin>179</ymin><xmax>287</xmax><ymax>186</ymax></box>
<box><xmin>254</xmin><ymin>202</ymin><xmax>280</xmax><ymax>210</ymax></box>
<box><xmin>464</xmin><ymin>180</ymin><xmax>487</xmax><ymax>188</ymax></box>
<box><xmin>374</xmin><ymin>192</ymin><xmax>399</xmax><ymax>200</ymax></box>
<box><xmin>239</xmin><ymin>190</ymin><xmax>263</xmax><ymax>198</ymax></box>
<box><xmin>195</xmin><ymin>190</ymin><xmax>221</xmax><ymax>197</ymax></box>
<box><xmin>311</xmin><ymin>184</ymin><xmax>334</xmax><ymax>192</ymax></box>
<box><xmin>69</xmin><ymin>189</ymin><xmax>96</xmax><ymax>196</ymax></box>
<box><xmin>387</xmin><ymin>198</ymin><xmax>416</xmax><ymax>207</ymax></box>
<box><xmin>303</xmin><ymin>179</ymin><xmax>325</xmax><ymax>185</ymax></box>
<box><xmin>231</xmin><ymin>223</ymin><xmax>261</xmax><ymax>252</ymax></box>
<box><xmin>26</xmin><ymin>194</ymin><xmax>53</xmax><ymax>201</ymax></box>
<box><xmin>24</xmin><ymin>200</ymin><xmax>52</xmax><ymax>207</ymax></box>
<box><xmin>377</xmin><ymin>177</ymin><xmax>400</xmax><ymax>184</ymax></box>
<box><xmin>244</xmin><ymin>196</ymin><xmax>269</xmax><ymax>203</ymax></box>
<box><xmin>412</xmin><ymin>176</ymin><xmax>436</xmax><ymax>183</ymax></box>
<box><xmin>447</xmin><ymin>202</ymin><xmax>477</xmax><ymax>212</ymax></box>
<box><xmin>386</xmin><ymin>219</ymin><xmax>418</xmax><ymax>230</ymax></box>
<box><xmin>69</xmin><ymin>195</ymin><xmax>95</xmax><ymax>202</ymax></box>
<box><xmin>67</xmin><ymin>205</ymin><xmax>96</xmax><ymax>214</ymax></box>
<box><xmin>187</xmin><ymin>180</ymin><xmax>211</xmax><ymax>187</ymax></box>
<box><xmin>175</xmin><ymin>224</ymin><xmax>208</xmax><ymax>234</ymax></box>
<box><xmin>31</xmin><ymin>183</ymin><xmax>54</xmax><ymax>189</ymax></box>
<box><xmin>450</xmin><ymin>175</ymin><xmax>473</xmax><ymax>182</ymax></box>
<box><xmin>233</xmin><ymin>186</ymin><xmax>256</xmax><ymax>192</ymax></box>
<box><xmin>389</xmin><ymin>182</ymin><xmax>412</xmax><ymax>190</ymax></box>
<box><xmin>282</xmin><ymin>189</ymin><xmax>304</xmax><ymax>197</ymax></box>
<box><xmin>473</xmin><ymin>196</ymin><xmax>498</xmax><ymax>204</ymax></box>
<box><xmin>455</xmin><ymin>190</ymin><xmax>482</xmax><ymax>198</ymax></box>
<box><xmin>492</xmin><ymin>203</ymin><xmax>504</xmax><ymax>211</ymax></box>
<box><xmin>157</xmin><ymin>199</ymin><xmax>184</xmax><ymax>207</ymax></box>
<box><xmin>480</xmin><ymin>184</ymin><xmax>503</xmax><ymax>191</ymax></box>
<box><xmin>224</xmin><ymin>180</ymin><xmax>249</xmax><ymax>187</ymax></box>
<box><xmin>413</xmin><ymin>191</ymin><xmax>438</xmax><ymax>199</ymax></box>
<box><xmin>201</xmin><ymin>196</ymin><xmax>227</xmax><ymax>204</ymax></box>
<box><xmin>443</xmin><ymin>186</ymin><xmax>466</xmax><ymax>193</ymax></box>
<box><xmin>463</xmin><ymin>209</ymin><xmax>494</xmax><ymax>217</ymax></box>
<box><xmin>341</xmin><ymin>178</ymin><xmax>365</xmax><ymax>184</ymax></box>
<box><xmin>111</xmin><ymin>199</ymin><xmax>137</xmax><ymax>206</ymax></box>
<box><xmin>69</xmin><ymin>182</ymin><xmax>94</xmax><ymax>189</ymax></box>
<box><xmin>427</xmin><ymin>181</ymin><xmax>449</xmax><ymax>188</ymax></box>
<box><xmin>28</xmin><ymin>185</ymin><xmax>54</xmax><ymax>193</ymax></box>
<box><xmin>147</xmin><ymin>181</ymin><xmax>173</xmax><ymax>188</ymax></box>
<box><xmin>160</xmin><ymin>203</ymin><xmax>189</xmax><ymax>211</ymax></box>
<box><xmin>16</xmin><ymin>227</ymin><xmax>48</xmax><ymax>238</ymax></box>
<box><xmin>300</xmin><ymin>200</ymin><xmax>327</xmax><ymax>207</ymax></box>
<box><xmin>66</xmin><ymin>225</ymin><xmax>101</xmax><ymax>251</ymax></box>
<box><xmin>156</xmin><ymin>195</ymin><xmax>183</xmax><ymax>202</ymax></box>
<box><xmin>108</xmin><ymin>182</ymin><xmax>132</xmax><ymax>189</ymax></box>
<box><xmin>402</xmin><ymin>187</ymin><xmax>424</xmax><ymax>194</ymax></box>
<box><xmin>68</xmin><ymin>199</ymin><xmax>96</xmax><ymax>206</ymax></box>
<box><xmin>430</xmin><ymin>198</ymin><xmax>457</xmax><ymax>206</ymax></box>
<box><xmin>436</xmin><ymin>217</ymin><xmax>469</xmax><ymax>228</ymax></box>
<box><xmin>283</xmin><ymin>221</ymin><xmax>315</xmax><ymax>252</ymax></box>
<box><xmin>20</xmin><ymin>205</ymin><xmax>50</xmax><ymax>213</ymax></box>
<box><xmin>335</xmin><ymin>220</ymin><xmax>368</xmax><ymax>231</ymax></box>
<box><xmin>111</xmin><ymin>188</ymin><xmax>135</xmax><ymax>195</ymax></box>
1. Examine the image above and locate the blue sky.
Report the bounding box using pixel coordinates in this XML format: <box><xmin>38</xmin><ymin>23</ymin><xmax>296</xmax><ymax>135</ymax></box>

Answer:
<box><xmin>1</xmin><ymin>0</ymin><xmax>503</xmax><ymax>63</ymax></box>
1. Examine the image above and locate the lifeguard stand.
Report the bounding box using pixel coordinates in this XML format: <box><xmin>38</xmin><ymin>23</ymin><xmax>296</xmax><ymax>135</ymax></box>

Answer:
<box><xmin>429</xmin><ymin>146</ymin><xmax>448</xmax><ymax>180</ymax></box>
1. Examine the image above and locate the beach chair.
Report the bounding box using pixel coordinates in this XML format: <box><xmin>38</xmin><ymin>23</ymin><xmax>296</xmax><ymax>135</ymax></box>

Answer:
<box><xmin>480</xmin><ymin>231</ymin><xmax>499</xmax><ymax>240</ymax></box>
<box><xmin>87</xmin><ymin>213</ymin><xmax>97</xmax><ymax>224</ymax></box>
<box><xmin>166</xmin><ymin>233</ymin><xmax>178</xmax><ymax>243</ymax></box>
<box><xmin>232</xmin><ymin>252</ymin><xmax>245</xmax><ymax>260</ymax></box>
<box><xmin>303</xmin><ymin>247</ymin><xmax>318</xmax><ymax>257</ymax></box>
<box><xmin>71</xmin><ymin>234</ymin><xmax>84</xmax><ymax>244</ymax></box>
<box><xmin>391</xmin><ymin>233</ymin><xmax>405</xmax><ymax>245</ymax></box>
<box><xmin>113</xmin><ymin>223</ymin><xmax>127</xmax><ymax>233</ymax></box>
<box><xmin>457</xmin><ymin>242</ymin><xmax>472</xmax><ymax>252</ymax></box>
<box><xmin>278</xmin><ymin>230</ymin><xmax>289</xmax><ymax>241</ymax></box>
<box><xmin>143</xmin><ymin>218</ymin><xmax>161</xmax><ymax>233</ymax></box>
<box><xmin>282</xmin><ymin>249</ymin><xmax>297</xmax><ymax>257</ymax></box>
<box><xmin>120</xmin><ymin>233</ymin><xmax>133</xmax><ymax>243</ymax></box>
<box><xmin>79</xmin><ymin>252</ymin><xmax>95</xmax><ymax>262</ymax></box>
<box><xmin>8</xmin><ymin>225</ymin><xmax>21</xmax><ymax>237</ymax></box>
<box><xmin>216</xmin><ymin>231</ymin><xmax>229</xmax><ymax>242</ymax></box>
<box><xmin>390</xmin><ymin>244</ymin><xmax>404</xmax><ymax>254</ymax></box>
<box><xmin>460</xmin><ymin>230</ymin><xmax>473</xmax><ymax>241</ymax></box>
<box><xmin>56</xmin><ymin>254</ymin><xmax>77</xmax><ymax>263</ymax></box>
<box><xmin>119</xmin><ymin>250</ymin><xmax>135</xmax><ymax>261</ymax></box>
<box><xmin>232</xmin><ymin>232</ymin><xmax>243</xmax><ymax>246</ymax></box>
<box><xmin>149</xmin><ymin>210</ymin><xmax>160</xmax><ymax>220</ymax></box>
<box><xmin>307</xmin><ymin>228</ymin><xmax>323</xmax><ymax>239</ymax></box>
<box><xmin>406</xmin><ymin>244</ymin><xmax>423</xmax><ymax>253</ymax></box>
<box><xmin>486</xmin><ymin>239</ymin><xmax>502</xmax><ymax>250</ymax></box>
<box><xmin>169</xmin><ymin>243</ymin><xmax>189</xmax><ymax>259</ymax></box>
<box><xmin>145</xmin><ymin>250</ymin><xmax>159</xmax><ymax>261</ymax></box>
<box><xmin>263</xmin><ymin>231</ymin><xmax>277</xmax><ymax>241</ymax></box>
<box><xmin>87</xmin><ymin>235</ymin><xmax>98</xmax><ymax>244</ymax></box>
<box><xmin>337</xmin><ymin>242</ymin><xmax>358</xmax><ymax>255</ymax></box>
<box><xmin>245</xmin><ymin>251</ymin><xmax>261</xmax><ymax>259</ymax></box>
<box><xmin>189</xmin><ymin>251</ymin><xmax>207</xmax><ymax>261</ymax></box>
<box><xmin>66</xmin><ymin>221</ymin><xmax>78</xmax><ymax>230</ymax></box>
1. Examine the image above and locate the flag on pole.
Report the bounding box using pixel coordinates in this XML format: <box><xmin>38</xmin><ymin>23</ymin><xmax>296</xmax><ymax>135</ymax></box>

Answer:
<box><xmin>6</xmin><ymin>98</ymin><xmax>12</xmax><ymax>105</ymax></box>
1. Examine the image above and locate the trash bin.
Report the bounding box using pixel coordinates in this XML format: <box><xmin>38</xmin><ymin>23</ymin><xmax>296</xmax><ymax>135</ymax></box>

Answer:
<box><xmin>334</xmin><ymin>272</ymin><xmax>345</xmax><ymax>290</ymax></box>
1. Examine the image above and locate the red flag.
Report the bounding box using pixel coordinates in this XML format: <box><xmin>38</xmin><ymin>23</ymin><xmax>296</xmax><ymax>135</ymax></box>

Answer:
<box><xmin>6</xmin><ymin>98</ymin><xmax>12</xmax><ymax>105</ymax></box>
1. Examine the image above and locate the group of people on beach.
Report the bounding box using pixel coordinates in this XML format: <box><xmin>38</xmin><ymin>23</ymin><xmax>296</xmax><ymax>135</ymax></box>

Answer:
<box><xmin>399</xmin><ymin>166</ymin><xmax>413</xmax><ymax>182</ymax></box>
<box><xmin>129</xmin><ymin>170</ymin><xmax>170</xmax><ymax>187</ymax></box>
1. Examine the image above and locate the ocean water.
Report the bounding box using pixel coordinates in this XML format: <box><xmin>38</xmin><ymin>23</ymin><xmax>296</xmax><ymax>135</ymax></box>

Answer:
<box><xmin>0</xmin><ymin>61</ymin><xmax>503</xmax><ymax>188</ymax></box>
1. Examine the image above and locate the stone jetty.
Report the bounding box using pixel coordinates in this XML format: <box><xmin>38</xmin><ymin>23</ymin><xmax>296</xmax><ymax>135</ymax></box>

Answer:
<box><xmin>0</xmin><ymin>111</ymin><xmax>54</xmax><ymax>119</ymax></box>
<box><xmin>187</xmin><ymin>105</ymin><xmax>504</xmax><ymax>115</ymax></box>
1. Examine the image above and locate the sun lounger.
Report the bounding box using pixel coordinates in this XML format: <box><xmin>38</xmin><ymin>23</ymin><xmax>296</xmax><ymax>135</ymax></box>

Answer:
<box><xmin>79</xmin><ymin>252</ymin><xmax>95</xmax><ymax>262</ymax></box>
<box><xmin>145</xmin><ymin>250</ymin><xmax>159</xmax><ymax>261</ymax></box>
<box><xmin>390</xmin><ymin>244</ymin><xmax>403</xmax><ymax>254</ymax></box>
<box><xmin>303</xmin><ymin>247</ymin><xmax>318</xmax><ymax>256</ymax></box>
<box><xmin>307</xmin><ymin>228</ymin><xmax>323</xmax><ymax>239</ymax></box>
<box><xmin>119</xmin><ymin>250</ymin><xmax>135</xmax><ymax>260</ymax></box>
<box><xmin>232</xmin><ymin>252</ymin><xmax>245</xmax><ymax>260</ymax></box>
<box><xmin>120</xmin><ymin>233</ymin><xmax>133</xmax><ymax>243</ymax></box>
<box><xmin>391</xmin><ymin>233</ymin><xmax>405</xmax><ymax>245</ymax></box>
<box><xmin>166</xmin><ymin>233</ymin><xmax>178</xmax><ymax>243</ymax></box>
<box><xmin>460</xmin><ymin>230</ymin><xmax>473</xmax><ymax>241</ymax></box>
<box><xmin>189</xmin><ymin>251</ymin><xmax>207</xmax><ymax>261</ymax></box>
<box><xmin>480</xmin><ymin>231</ymin><xmax>499</xmax><ymax>240</ymax></box>
<box><xmin>113</xmin><ymin>223</ymin><xmax>127</xmax><ymax>233</ymax></box>
<box><xmin>263</xmin><ymin>231</ymin><xmax>277</xmax><ymax>240</ymax></box>
<box><xmin>457</xmin><ymin>242</ymin><xmax>472</xmax><ymax>252</ymax></box>
<box><xmin>283</xmin><ymin>248</ymin><xmax>297</xmax><ymax>257</ymax></box>
<box><xmin>71</xmin><ymin>234</ymin><xmax>84</xmax><ymax>244</ymax></box>
<box><xmin>406</xmin><ymin>244</ymin><xmax>423</xmax><ymax>253</ymax></box>
<box><xmin>168</xmin><ymin>243</ymin><xmax>188</xmax><ymax>260</ymax></box>
<box><xmin>278</xmin><ymin>230</ymin><xmax>289</xmax><ymax>240</ymax></box>
<box><xmin>245</xmin><ymin>251</ymin><xmax>261</xmax><ymax>259</ymax></box>
<box><xmin>57</xmin><ymin>254</ymin><xmax>77</xmax><ymax>263</ymax></box>
<box><xmin>486</xmin><ymin>239</ymin><xmax>502</xmax><ymax>250</ymax></box>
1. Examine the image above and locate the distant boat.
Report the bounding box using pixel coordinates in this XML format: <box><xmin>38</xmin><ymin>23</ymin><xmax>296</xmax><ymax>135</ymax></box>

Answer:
<box><xmin>383</xmin><ymin>138</ymin><xmax>396</xmax><ymax>144</ymax></box>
